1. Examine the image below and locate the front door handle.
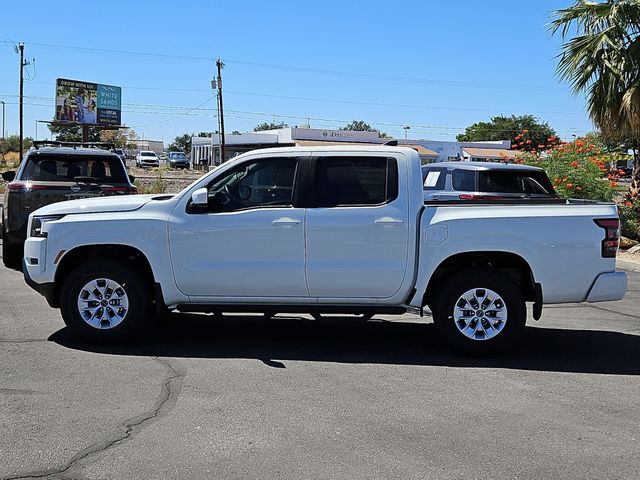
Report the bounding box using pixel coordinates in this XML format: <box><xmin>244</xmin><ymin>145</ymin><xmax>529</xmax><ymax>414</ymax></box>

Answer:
<box><xmin>374</xmin><ymin>217</ymin><xmax>404</xmax><ymax>227</ymax></box>
<box><xmin>273</xmin><ymin>217</ymin><xmax>301</xmax><ymax>228</ymax></box>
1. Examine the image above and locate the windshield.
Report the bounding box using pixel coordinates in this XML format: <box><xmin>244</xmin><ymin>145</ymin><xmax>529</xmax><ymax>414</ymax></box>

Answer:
<box><xmin>141</xmin><ymin>152</ymin><xmax>156</xmax><ymax>157</ymax></box>
<box><xmin>170</xmin><ymin>153</ymin><xmax>187</xmax><ymax>159</ymax></box>
<box><xmin>22</xmin><ymin>154</ymin><xmax>128</xmax><ymax>183</ymax></box>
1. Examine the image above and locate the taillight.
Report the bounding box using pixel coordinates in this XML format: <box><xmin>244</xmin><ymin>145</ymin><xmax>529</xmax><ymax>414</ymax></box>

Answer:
<box><xmin>594</xmin><ymin>218</ymin><xmax>620</xmax><ymax>258</ymax></box>
<box><xmin>458</xmin><ymin>194</ymin><xmax>505</xmax><ymax>200</ymax></box>
<box><xmin>7</xmin><ymin>181</ymin><xmax>47</xmax><ymax>193</ymax></box>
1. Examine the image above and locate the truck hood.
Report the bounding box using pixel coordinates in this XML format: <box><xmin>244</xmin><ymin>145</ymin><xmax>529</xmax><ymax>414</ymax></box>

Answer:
<box><xmin>32</xmin><ymin>194</ymin><xmax>168</xmax><ymax>216</ymax></box>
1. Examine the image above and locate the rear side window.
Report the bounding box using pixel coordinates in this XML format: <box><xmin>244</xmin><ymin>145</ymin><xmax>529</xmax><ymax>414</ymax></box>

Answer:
<box><xmin>478</xmin><ymin>171</ymin><xmax>555</xmax><ymax>196</ymax></box>
<box><xmin>451</xmin><ymin>169</ymin><xmax>476</xmax><ymax>191</ymax></box>
<box><xmin>21</xmin><ymin>154</ymin><xmax>128</xmax><ymax>183</ymax></box>
<box><xmin>313</xmin><ymin>156</ymin><xmax>398</xmax><ymax>207</ymax></box>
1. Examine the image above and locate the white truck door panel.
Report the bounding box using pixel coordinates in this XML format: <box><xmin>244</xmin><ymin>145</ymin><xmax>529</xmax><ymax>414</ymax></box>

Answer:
<box><xmin>169</xmin><ymin>208</ymin><xmax>307</xmax><ymax>297</ymax></box>
<box><xmin>168</xmin><ymin>156</ymin><xmax>307</xmax><ymax>297</ymax></box>
<box><xmin>305</xmin><ymin>155</ymin><xmax>410</xmax><ymax>298</ymax></box>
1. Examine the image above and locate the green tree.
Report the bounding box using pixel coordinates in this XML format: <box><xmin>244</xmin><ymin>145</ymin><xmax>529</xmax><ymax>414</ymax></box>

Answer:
<box><xmin>253</xmin><ymin>122</ymin><xmax>288</xmax><ymax>131</ymax></box>
<box><xmin>48</xmin><ymin>123</ymin><xmax>101</xmax><ymax>142</ymax></box>
<box><xmin>456</xmin><ymin>115</ymin><xmax>556</xmax><ymax>148</ymax></box>
<box><xmin>99</xmin><ymin>129</ymin><xmax>136</xmax><ymax>147</ymax></box>
<box><xmin>341</xmin><ymin>120</ymin><xmax>377</xmax><ymax>132</ymax></box>
<box><xmin>340</xmin><ymin>120</ymin><xmax>389</xmax><ymax>138</ymax></box>
<box><xmin>168</xmin><ymin>133</ymin><xmax>192</xmax><ymax>153</ymax></box>
<box><xmin>551</xmin><ymin>0</ymin><xmax>640</xmax><ymax>196</ymax></box>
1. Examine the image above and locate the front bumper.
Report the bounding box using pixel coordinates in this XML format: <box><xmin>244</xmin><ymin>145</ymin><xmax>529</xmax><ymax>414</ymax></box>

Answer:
<box><xmin>23</xmin><ymin>261</ymin><xmax>56</xmax><ymax>307</ymax></box>
<box><xmin>586</xmin><ymin>271</ymin><xmax>627</xmax><ymax>302</ymax></box>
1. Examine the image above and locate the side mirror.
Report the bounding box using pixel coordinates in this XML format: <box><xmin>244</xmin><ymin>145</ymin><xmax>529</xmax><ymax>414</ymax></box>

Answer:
<box><xmin>2</xmin><ymin>171</ymin><xmax>16</xmax><ymax>182</ymax></box>
<box><xmin>191</xmin><ymin>187</ymin><xmax>209</xmax><ymax>207</ymax></box>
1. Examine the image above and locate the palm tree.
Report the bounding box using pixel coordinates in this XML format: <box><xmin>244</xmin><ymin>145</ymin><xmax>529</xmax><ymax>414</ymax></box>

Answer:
<box><xmin>551</xmin><ymin>0</ymin><xmax>640</xmax><ymax>196</ymax></box>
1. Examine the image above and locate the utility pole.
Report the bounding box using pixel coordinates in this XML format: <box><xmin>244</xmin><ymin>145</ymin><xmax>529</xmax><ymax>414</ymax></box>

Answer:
<box><xmin>16</xmin><ymin>43</ymin><xmax>33</xmax><ymax>157</ymax></box>
<box><xmin>216</xmin><ymin>58</ymin><xmax>226</xmax><ymax>164</ymax></box>
<box><xmin>18</xmin><ymin>43</ymin><xmax>25</xmax><ymax>158</ymax></box>
<box><xmin>0</xmin><ymin>100</ymin><xmax>5</xmax><ymax>142</ymax></box>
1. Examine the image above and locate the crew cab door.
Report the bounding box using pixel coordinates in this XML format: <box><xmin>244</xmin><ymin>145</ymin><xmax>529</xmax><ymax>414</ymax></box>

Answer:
<box><xmin>168</xmin><ymin>156</ymin><xmax>308</xmax><ymax>297</ymax></box>
<box><xmin>305</xmin><ymin>154</ymin><xmax>409</xmax><ymax>298</ymax></box>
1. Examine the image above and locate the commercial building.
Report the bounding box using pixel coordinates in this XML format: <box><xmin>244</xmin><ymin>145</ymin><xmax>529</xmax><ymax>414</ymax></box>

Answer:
<box><xmin>190</xmin><ymin>127</ymin><xmax>512</xmax><ymax>168</ymax></box>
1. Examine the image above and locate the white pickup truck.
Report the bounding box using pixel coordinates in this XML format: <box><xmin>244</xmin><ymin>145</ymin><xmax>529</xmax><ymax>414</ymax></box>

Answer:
<box><xmin>22</xmin><ymin>146</ymin><xmax>627</xmax><ymax>353</ymax></box>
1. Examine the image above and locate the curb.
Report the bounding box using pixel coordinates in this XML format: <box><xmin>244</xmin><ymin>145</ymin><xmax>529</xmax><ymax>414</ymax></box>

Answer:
<box><xmin>617</xmin><ymin>258</ymin><xmax>640</xmax><ymax>272</ymax></box>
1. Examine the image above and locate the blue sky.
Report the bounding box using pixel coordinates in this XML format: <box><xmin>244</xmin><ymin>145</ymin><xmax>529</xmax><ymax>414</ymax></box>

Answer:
<box><xmin>0</xmin><ymin>0</ymin><xmax>591</xmax><ymax>144</ymax></box>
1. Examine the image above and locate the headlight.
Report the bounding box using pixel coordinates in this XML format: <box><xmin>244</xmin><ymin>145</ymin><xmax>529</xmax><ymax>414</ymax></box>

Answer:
<box><xmin>30</xmin><ymin>215</ymin><xmax>65</xmax><ymax>238</ymax></box>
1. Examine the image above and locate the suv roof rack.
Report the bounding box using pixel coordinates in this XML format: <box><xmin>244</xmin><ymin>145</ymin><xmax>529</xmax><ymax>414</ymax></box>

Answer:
<box><xmin>32</xmin><ymin>141</ymin><xmax>117</xmax><ymax>152</ymax></box>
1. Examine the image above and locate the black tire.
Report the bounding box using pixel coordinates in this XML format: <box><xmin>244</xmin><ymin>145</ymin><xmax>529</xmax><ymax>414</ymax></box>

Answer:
<box><xmin>2</xmin><ymin>229</ymin><xmax>23</xmax><ymax>270</ymax></box>
<box><xmin>60</xmin><ymin>259</ymin><xmax>151</xmax><ymax>343</ymax></box>
<box><xmin>431</xmin><ymin>268</ymin><xmax>526</xmax><ymax>355</ymax></box>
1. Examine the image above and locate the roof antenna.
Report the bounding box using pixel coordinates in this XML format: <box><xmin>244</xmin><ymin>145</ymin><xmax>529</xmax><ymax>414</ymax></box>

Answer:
<box><xmin>383</xmin><ymin>139</ymin><xmax>398</xmax><ymax>146</ymax></box>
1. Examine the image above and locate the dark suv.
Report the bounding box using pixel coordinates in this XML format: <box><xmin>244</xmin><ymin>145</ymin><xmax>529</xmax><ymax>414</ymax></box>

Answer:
<box><xmin>1</xmin><ymin>142</ymin><xmax>137</xmax><ymax>269</ymax></box>
<box><xmin>167</xmin><ymin>151</ymin><xmax>189</xmax><ymax>169</ymax></box>
<box><xmin>421</xmin><ymin>161</ymin><xmax>557</xmax><ymax>201</ymax></box>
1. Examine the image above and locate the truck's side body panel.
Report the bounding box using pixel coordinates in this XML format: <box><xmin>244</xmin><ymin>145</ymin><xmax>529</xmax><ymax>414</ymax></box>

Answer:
<box><xmin>22</xmin><ymin>146</ymin><xmax>626</xmax><ymax>317</ymax></box>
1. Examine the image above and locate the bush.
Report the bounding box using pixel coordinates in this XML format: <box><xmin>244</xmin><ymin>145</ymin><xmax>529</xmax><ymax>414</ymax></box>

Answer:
<box><xmin>517</xmin><ymin>138</ymin><xmax>618</xmax><ymax>202</ymax></box>
<box><xmin>619</xmin><ymin>194</ymin><xmax>640</xmax><ymax>240</ymax></box>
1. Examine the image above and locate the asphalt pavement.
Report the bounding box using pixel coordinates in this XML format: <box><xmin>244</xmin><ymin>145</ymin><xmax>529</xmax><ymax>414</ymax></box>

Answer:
<box><xmin>1</xmin><ymin>245</ymin><xmax>639</xmax><ymax>479</ymax></box>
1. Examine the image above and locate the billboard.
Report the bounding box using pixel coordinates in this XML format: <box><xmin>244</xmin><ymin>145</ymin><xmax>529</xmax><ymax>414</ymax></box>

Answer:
<box><xmin>55</xmin><ymin>78</ymin><xmax>122</xmax><ymax>126</ymax></box>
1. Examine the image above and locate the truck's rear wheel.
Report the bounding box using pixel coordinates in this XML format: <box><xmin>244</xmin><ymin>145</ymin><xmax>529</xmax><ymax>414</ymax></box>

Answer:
<box><xmin>431</xmin><ymin>268</ymin><xmax>526</xmax><ymax>355</ymax></box>
<box><xmin>60</xmin><ymin>260</ymin><xmax>151</xmax><ymax>343</ymax></box>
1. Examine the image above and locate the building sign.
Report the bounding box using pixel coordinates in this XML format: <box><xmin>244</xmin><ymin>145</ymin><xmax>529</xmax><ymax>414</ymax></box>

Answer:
<box><xmin>55</xmin><ymin>78</ymin><xmax>122</xmax><ymax>126</ymax></box>
<box><xmin>290</xmin><ymin>127</ymin><xmax>381</xmax><ymax>143</ymax></box>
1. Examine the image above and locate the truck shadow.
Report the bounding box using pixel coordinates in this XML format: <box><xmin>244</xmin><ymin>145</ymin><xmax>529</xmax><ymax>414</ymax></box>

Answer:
<box><xmin>49</xmin><ymin>313</ymin><xmax>640</xmax><ymax>375</ymax></box>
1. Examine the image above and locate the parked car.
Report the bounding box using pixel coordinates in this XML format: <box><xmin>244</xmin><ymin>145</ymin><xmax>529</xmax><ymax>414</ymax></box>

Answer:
<box><xmin>135</xmin><ymin>151</ymin><xmax>160</xmax><ymax>168</ymax></box>
<box><xmin>22</xmin><ymin>146</ymin><xmax>626</xmax><ymax>353</ymax></box>
<box><xmin>167</xmin><ymin>152</ymin><xmax>189</xmax><ymax>169</ymax></box>
<box><xmin>114</xmin><ymin>148</ymin><xmax>126</xmax><ymax>165</ymax></box>
<box><xmin>1</xmin><ymin>141</ymin><xmax>137</xmax><ymax>269</ymax></box>
<box><xmin>421</xmin><ymin>162</ymin><xmax>557</xmax><ymax>201</ymax></box>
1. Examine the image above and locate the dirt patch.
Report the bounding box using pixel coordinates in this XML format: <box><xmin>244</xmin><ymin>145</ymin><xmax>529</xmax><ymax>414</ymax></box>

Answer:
<box><xmin>130</xmin><ymin>167</ymin><xmax>205</xmax><ymax>194</ymax></box>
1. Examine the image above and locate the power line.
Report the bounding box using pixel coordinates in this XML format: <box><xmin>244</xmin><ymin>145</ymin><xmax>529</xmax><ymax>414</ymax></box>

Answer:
<box><xmin>14</xmin><ymin>41</ymin><xmax>560</xmax><ymax>92</ymax></box>
<box><xmin>2</xmin><ymin>99</ymin><xmax>591</xmax><ymax>136</ymax></box>
<box><xmin>0</xmin><ymin>90</ymin><xmax>584</xmax><ymax>117</ymax></box>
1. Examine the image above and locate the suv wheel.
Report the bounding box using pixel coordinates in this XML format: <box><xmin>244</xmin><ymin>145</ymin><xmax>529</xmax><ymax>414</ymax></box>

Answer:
<box><xmin>431</xmin><ymin>268</ymin><xmax>526</xmax><ymax>355</ymax></box>
<box><xmin>60</xmin><ymin>259</ymin><xmax>151</xmax><ymax>343</ymax></box>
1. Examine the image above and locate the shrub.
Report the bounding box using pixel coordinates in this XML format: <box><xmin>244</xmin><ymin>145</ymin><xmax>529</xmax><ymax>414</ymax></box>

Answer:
<box><xmin>516</xmin><ymin>138</ymin><xmax>617</xmax><ymax>202</ymax></box>
<box><xmin>619</xmin><ymin>194</ymin><xmax>640</xmax><ymax>240</ymax></box>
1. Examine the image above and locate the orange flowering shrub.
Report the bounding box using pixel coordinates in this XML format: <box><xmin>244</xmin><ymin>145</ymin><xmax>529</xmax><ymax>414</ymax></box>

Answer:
<box><xmin>619</xmin><ymin>193</ymin><xmax>640</xmax><ymax>240</ymax></box>
<box><xmin>516</xmin><ymin>135</ymin><xmax>617</xmax><ymax>201</ymax></box>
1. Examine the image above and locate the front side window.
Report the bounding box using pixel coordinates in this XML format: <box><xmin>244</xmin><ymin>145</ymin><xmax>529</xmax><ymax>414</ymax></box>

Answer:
<box><xmin>204</xmin><ymin>157</ymin><xmax>298</xmax><ymax>212</ymax></box>
<box><xmin>313</xmin><ymin>156</ymin><xmax>397</xmax><ymax>207</ymax></box>
<box><xmin>422</xmin><ymin>167</ymin><xmax>446</xmax><ymax>191</ymax></box>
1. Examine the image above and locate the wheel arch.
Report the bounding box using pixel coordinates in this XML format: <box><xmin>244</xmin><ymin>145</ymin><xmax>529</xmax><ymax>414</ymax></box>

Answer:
<box><xmin>53</xmin><ymin>244</ymin><xmax>157</xmax><ymax>309</ymax></box>
<box><xmin>422</xmin><ymin>251</ymin><xmax>538</xmax><ymax>309</ymax></box>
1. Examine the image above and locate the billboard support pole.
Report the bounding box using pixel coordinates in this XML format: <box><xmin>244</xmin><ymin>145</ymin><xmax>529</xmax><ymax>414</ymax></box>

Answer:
<box><xmin>82</xmin><ymin>125</ymin><xmax>89</xmax><ymax>142</ymax></box>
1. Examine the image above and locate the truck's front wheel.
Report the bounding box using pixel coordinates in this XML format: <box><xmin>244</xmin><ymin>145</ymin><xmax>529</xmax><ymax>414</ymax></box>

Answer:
<box><xmin>431</xmin><ymin>269</ymin><xmax>526</xmax><ymax>355</ymax></box>
<box><xmin>60</xmin><ymin>260</ymin><xmax>150</xmax><ymax>343</ymax></box>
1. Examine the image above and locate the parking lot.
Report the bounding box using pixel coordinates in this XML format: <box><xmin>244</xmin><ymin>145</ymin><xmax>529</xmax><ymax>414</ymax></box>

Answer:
<box><xmin>1</xmin><ymin>241</ymin><xmax>639</xmax><ymax>479</ymax></box>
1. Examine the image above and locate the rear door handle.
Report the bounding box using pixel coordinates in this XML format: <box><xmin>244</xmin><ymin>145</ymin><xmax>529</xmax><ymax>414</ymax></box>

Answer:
<box><xmin>273</xmin><ymin>217</ymin><xmax>301</xmax><ymax>228</ymax></box>
<box><xmin>374</xmin><ymin>217</ymin><xmax>404</xmax><ymax>226</ymax></box>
